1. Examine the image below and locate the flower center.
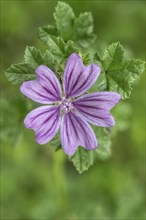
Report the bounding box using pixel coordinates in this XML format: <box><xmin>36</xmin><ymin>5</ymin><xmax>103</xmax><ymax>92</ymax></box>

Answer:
<box><xmin>61</xmin><ymin>98</ymin><xmax>74</xmax><ymax>113</ymax></box>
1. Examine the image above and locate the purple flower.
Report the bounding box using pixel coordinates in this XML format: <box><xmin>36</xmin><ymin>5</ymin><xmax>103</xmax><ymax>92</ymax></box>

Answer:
<box><xmin>20</xmin><ymin>53</ymin><xmax>120</xmax><ymax>155</ymax></box>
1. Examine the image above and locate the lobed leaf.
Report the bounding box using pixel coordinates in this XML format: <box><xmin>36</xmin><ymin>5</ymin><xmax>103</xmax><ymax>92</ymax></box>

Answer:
<box><xmin>102</xmin><ymin>42</ymin><xmax>124</xmax><ymax>71</ymax></box>
<box><xmin>38</xmin><ymin>25</ymin><xmax>58</xmax><ymax>44</ymax></box>
<box><xmin>94</xmin><ymin>52</ymin><xmax>103</xmax><ymax>67</ymax></box>
<box><xmin>38</xmin><ymin>30</ymin><xmax>65</xmax><ymax>59</ymax></box>
<box><xmin>54</xmin><ymin>1</ymin><xmax>75</xmax><ymax>41</ymax></box>
<box><xmin>82</xmin><ymin>52</ymin><xmax>91</xmax><ymax>65</ymax></box>
<box><xmin>65</xmin><ymin>40</ymin><xmax>79</xmax><ymax>58</ymax></box>
<box><xmin>5</xmin><ymin>40</ymin><xmax>81</xmax><ymax>86</ymax></box>
<box><xmin>5</xmin><ymin>63</ymin><xmax>35</xmax><ymax>85</ymax></box>
<box><xmin>39</xmin><ymin>2</ymin><xmax>96</xmax><ymax>49</ymax></box>
<box><xmin>24</xmin><ymin>46</ymin><xmax>44</xmax><ymax>69</ymax></box>
<box><xmin>42</xmin><ymin>50</ymin><xmax>61</xmax><ymax>72</ymax></box>
<box><xmin>74</xmin><ymin>12</ymin><xmax>96</xmax><ymax>48</ymax></box>
<box><xmin>74</xmin><ymin>12</ymin><xmax>93</xmax><ymax>36</ymax></box>
<box><xmin>94</xmin><ymin>42</ymin><xmax>145</xmax><ymax>99</ymax></box>
<box><xmin>70</xmin><ymin>147</ymin><xmax>94</xmax><ymax>174</ymax></box>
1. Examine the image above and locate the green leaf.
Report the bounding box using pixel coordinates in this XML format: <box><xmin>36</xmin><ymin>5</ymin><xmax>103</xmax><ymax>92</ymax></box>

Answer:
<box><xmin>54</xmin><ymin>1</ymin><xmax>75</xmax><ymax>41</ymax></box>
<box><xmin>94</xmin><ymin>127</ymin><xmax>111</xmax><ymax>160</ymax></box>
<box><xmin>38</xmin><ymin>29</ymin><xmax>65</xmax><ymax>59</ymax></box>
<box><xmin>24</xmin><ymin>46</ymin><xmax>43</xmax><ymax>69</ymax></box>
<box><xmin>75</xmin><ymin>12</ymin><xmax>93</xmax><ymax>36</ymax></box>
<box><xmin>82</xmin><ymin>52</ymin><xmax>91</xmax><ymax>65</ymax></box>
<box><xmin>38</xmin><ymin>25</ymin><xmax>58</xmax><ymax>43</ymax></box>
<box><xmin>76</xmin><ymin>34</ymin><xmax>96</xmax><ymax>49</ymax></box>
<box><xmin>70</xmin><ymin>147</ymin><xmax>94</xmax><ymax>174</ymax></box>
<box><xmin>65</xmin><ymin>40</ymin><xmax>79</xmax><ymax>57</ymax></box>
<box><xmin>94</xmin><ymin>42</ymin><xmax>145</xmax><ymax>98</ymax></box>
<box><xmin>42</xmin><ymin>50</ymin><xmax>64</xmax><ymax>73</ymax></box>
<box><xmin>42</xmin><ymin>50</ymin><xmax>60</xmax><ymax>72</ymax></box>
<box><xmin>94</xmin><ymin>52</ymin><xmax>104</xmax><ymax>67</ymax></box>
<box><xmin>106</xmin><ymin>58</ymin><xmax>145</xmax><ymax>99</ymax></box>
<box><xmin>102</xmin><ymin>42</ymin><xmax>124</xmax><ymax>71</ymax></box>
<box><xmin>39</xmin><ymin>3</ymin><xmax>96</xmax><ymax>49</ymax></box>
<box><xmin>5</xmin><ymin>63</ymin><xmax>35</xmax><ymax>85</ymax></box>
<box><xmin>74</xmin><ymin>12</ymin><xmax>96</xmax><ymax>48</ymax></box>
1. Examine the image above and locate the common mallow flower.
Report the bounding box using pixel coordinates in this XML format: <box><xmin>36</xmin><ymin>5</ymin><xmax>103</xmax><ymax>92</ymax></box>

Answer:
<box><xmin>20</xmin><ymin>53</ymin><xmax>120</xmax><ymax>155</ymax></box>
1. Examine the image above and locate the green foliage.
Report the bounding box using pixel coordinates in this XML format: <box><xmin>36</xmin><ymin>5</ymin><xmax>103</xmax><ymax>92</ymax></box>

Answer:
<box><xmin>38</xmin><ymin>27</ymin><xmax>79</xmax><ymax>70</ymax></box>
<box><xmin>64</xmin><ymin>40</ymin><xmax>79</xmax><ymax>58</ymax></box>
<box><xmin>39</xmin><ymin>1</ymin><xmax>96</xmax><ymax>49</ymax></box>
<box><xmin>81</xmin><ymin>52</ymin><xmax>91</xmax><ymax>65</ymax></box>
<box><xmin>38</xmin><ymin>25</ymin><xmax>58</xmax><ymax>44</ymax></box>
<box><xmin>39</xmin><ymin>34</ymin><xmax>65</xmax><ymax>58</ymax></box>
<box><xmin>94</xmin><ymin>42</ymin><xmax>145</xmax><ymax>99</ymax></box>
<box><xmin>42</xmin><ymin>50</ymin><xmax>61</xmax><ymax>72</ymax></box>
<box><xmin>38</xmin><ymin>28</ymin><xmax>79</xmax><ymax>59</ymax></box>
<box><xmin>102</xmin><ymin>42</ymin><xmax>124</xmax><ymax>70</ymax></box>
<box><xmin>74</xmin><ymin>12</ymin><xmax>96</xmax><ymax>48</ymax></box>
<box><xmin>5</xmin><ymin>63</ymin><xmax>35</xmax><ymax>85</ymax></box>
<box><xmin>5</xmin><ymin>39</ymin><xmax>79</xmax><ymax>85</ymax></box>
<box><xmin>24</xmin><ymin>46</ymin><xmax>43</xmax><ymax>69</ymax></box>
<box><xmin>70</xmin><ymin>148</ymin><xmax>94</xmax><ymax>174</ymax></box>
<box><xmin>54</xmin><ymin>1</ymin><xmax>75</xmax><ymax>41</ymax></box>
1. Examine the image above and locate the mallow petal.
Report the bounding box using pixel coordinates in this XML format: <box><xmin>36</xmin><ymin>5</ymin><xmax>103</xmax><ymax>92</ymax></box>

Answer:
<box><xmin>63</xmin><ymin>53</ymin><xmax>101</xmax><ymax>98</ymax></box>
<box><xmin>20</xmin><ymin>65</ymin><xmax>62</xmax><ymax>104</ymax></box>
<box><xmin>24</xmin><ymin>105</ymin><xmax>61</xmax><ymax>144</ymax></box>
<box><xmin>73</xmin><ymin>92</ymin><xmax>121</xmax><ymax>127</ymax></box>
<box><xmin>60</xmin><ymin>111</ymin><xmax>98</xmax><ymax>155</ymax></box>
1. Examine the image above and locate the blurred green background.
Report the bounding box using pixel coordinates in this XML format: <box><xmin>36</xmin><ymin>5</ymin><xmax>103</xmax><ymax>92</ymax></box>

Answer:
<box><xmin>1</xmin><ymin>0</ymin><xmax>145</xmax><ymax>219</ymax></box>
